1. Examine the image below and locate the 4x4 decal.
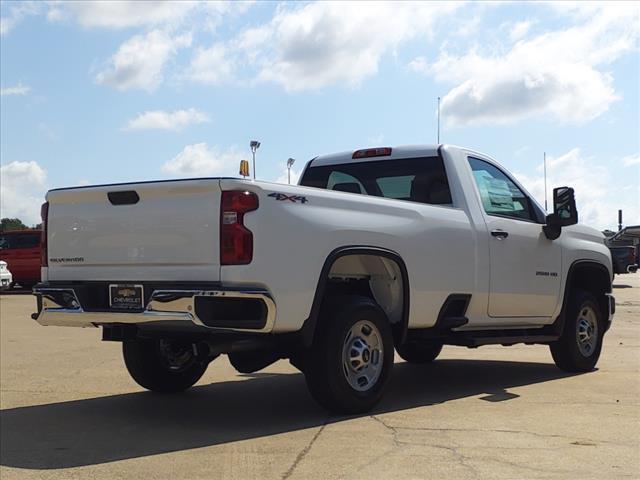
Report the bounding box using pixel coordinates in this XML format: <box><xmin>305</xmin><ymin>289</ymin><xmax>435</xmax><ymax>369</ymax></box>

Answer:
<box><xmin>268</xmin><ymin>192</ymin><xmax>308</xmax><ymax>204</ymax></box>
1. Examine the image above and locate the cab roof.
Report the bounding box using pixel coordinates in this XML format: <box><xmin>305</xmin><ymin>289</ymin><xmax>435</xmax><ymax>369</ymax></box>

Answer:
<box><xmin>309</xmin><ymin>145</ymin><xmax>441</xmax><ymax>167</ymax></box>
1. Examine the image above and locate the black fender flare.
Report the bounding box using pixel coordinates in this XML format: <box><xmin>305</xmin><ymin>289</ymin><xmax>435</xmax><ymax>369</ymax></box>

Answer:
<box><xmin>299</xmin><ymin>246</ymin><xmax>410</xmax><ymax>348</ymax></box>
<box><xmin>553</xmin><ymin>259</ymin><xmax>612</xmax><ymax>335</ymax></box>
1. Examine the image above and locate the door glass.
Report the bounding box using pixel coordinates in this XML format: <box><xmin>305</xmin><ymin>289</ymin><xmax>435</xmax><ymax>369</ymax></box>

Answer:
<box><xmin>468</xmin><ymin>157</ymin><xmax>534</xmax><ymax>221</ymax></box>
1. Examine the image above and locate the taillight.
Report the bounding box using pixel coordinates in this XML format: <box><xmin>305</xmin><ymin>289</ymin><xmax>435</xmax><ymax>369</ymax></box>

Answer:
<box><xmin>40</xmin><ymin>202</ymin><xmax>49</xmax><ymax>267</ymax></box>
<box><xmin>220</xmin><ymin>191</ymin><xmax>258</xmax><ymax>265</ymax></box>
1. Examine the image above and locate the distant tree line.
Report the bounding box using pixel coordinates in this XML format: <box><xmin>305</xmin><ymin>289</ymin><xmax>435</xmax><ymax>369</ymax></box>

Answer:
<box><xmin>0</xmin><ymin>218</ymin><xmax>42</xmax><ymax>232</ymax></box>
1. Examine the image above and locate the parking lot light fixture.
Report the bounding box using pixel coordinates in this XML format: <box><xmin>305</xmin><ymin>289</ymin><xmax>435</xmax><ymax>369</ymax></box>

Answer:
<box><xmin>287</xmin><ymin>158</ymin><xmax>295</xmax><ymax>184</ymax></box>
<box><xmin>250</xmin><ymin>140</ymin><xmax>261</xmax><ymax>180</ymax></box>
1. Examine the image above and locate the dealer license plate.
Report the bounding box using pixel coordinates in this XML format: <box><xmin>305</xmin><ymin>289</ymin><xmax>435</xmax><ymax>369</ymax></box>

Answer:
<box><xmin>109</xmin><ymin>284</ymin><xmax>144</xmax><ymax>310</ymax></box>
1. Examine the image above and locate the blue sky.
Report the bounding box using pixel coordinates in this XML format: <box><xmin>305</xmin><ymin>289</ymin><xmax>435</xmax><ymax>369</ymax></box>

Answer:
<box><xmin>1</xmin><ymin>1</ymin><xmax>638</xmax><ymax>228</ymax></box>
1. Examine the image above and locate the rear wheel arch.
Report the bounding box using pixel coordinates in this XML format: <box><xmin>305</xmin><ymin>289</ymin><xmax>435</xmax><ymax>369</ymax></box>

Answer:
<box><xmin>300</xmin><ymin>246</ymin><xmax>410</xmax><ymax>348</ymax></box>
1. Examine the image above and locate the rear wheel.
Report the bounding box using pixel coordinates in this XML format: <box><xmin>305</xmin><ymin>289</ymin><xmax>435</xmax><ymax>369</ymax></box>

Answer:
<box><xmin>304</xmin><ymin>296</ymin><xmax>394</xmax><ymax>414</ymax></box>
<box><xmin>396</xmin><ymin>341</ymin><xmax>443</xmax><ymax>364</ymax></box>
<box><xmin>550</xmin><ymin>291</ymin><xmax>604</xmax><ymax>372</ymax></box>
<box><xmin>123</xmin><ymin>338</ymin><xmax>208</xmax><ymax>392</ymax></box>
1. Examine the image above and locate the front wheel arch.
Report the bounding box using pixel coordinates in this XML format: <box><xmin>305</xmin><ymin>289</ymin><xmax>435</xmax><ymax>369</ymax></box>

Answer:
<box><xmin>555</xmin><ymin>260</ymin><xmax>611</xmax><ymax>336</ymax></box>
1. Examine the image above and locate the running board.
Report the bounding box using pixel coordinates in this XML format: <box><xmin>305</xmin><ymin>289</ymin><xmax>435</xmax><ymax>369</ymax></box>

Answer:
<box><xmin>446</xmin><ymin>333</ymin><xmax>559</xmax><ymax>348</ymax></box>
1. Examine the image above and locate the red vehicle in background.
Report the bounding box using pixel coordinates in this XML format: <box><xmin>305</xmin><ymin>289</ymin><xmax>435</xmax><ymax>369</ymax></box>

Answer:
<box><xmin>0</xmin><ymin>230</ymin><xmax>41</xmax><ymax>289</ymax></box>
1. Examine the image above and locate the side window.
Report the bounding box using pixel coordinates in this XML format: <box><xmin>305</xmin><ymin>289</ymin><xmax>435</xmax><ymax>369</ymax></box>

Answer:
<box><xmin>468</xmin><ymin>157</ymin><xmax>535</xmax><ymax>222</ymax></box>
<box><xmin>0</xmin><ymin>236</ymin><xmax>8</xmax><ymax>250</ymax></box>
<box><xmin>327</xmin><ymin>171</ymin><xmax>366</xmax><ymax>194</ymax></box>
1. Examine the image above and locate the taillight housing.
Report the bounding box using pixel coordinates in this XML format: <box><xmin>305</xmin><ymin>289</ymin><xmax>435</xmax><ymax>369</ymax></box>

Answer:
<box><xmin>40</xmin><ymin>202</ymin><xmax>49</xmax><ymax>267</ymax></box>
<box><xmin>220</xmin><ymin>191</ymin><xmax>258</xmax><ymax>265</ymax></box>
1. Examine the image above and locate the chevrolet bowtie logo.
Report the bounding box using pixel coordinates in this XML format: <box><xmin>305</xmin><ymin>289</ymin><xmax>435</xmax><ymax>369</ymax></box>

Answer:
<box><xmin>118</xmin><ymin>288</ymin><xmax>137</xmax><ymax>297</ymax></box>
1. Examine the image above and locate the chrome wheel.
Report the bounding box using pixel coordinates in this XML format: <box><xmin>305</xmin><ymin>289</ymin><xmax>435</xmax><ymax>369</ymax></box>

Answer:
<box><xmin>576</xmin><ymin>306</ymin><xmax>599</xmax><ymax>357</ymax></box>
<box><xmin>341</xmin><ymin>320</ymin><xmax>384</xmax><ymax>392</ymax></box>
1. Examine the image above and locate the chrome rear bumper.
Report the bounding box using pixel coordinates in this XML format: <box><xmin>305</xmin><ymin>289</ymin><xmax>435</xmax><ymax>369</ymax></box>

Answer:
<box><xmin>32</xmin><ymin>286</ymin><xmax>276</xmax><ymax>333</ymax></box>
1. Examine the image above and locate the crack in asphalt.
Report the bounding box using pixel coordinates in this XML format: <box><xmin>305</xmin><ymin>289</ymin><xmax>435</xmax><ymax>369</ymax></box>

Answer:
<box><xmin>368</xmin><ymin>420</ymin><xmax>626</xmax><ymax>447</ymax></box>
<box><xmin>371</xmin><ymin>415</ymin><xmax>480</xmax><ymax>476</ymax></box>
<box><xmin>367</xmin><ymin>414</ymin><xmax>634</xmax><ymax>477</ymax></box>
<box><xmin>281</xmin><ymin>423</ymin><xmax>327</xmax><ymax>480</ymax></box>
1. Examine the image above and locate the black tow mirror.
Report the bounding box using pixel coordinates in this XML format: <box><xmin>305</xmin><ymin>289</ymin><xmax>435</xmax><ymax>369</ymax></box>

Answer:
<box><xmin>543</xmin><ymin>186</ymin><xmax>578</xmax><ymax>240</ymax></box>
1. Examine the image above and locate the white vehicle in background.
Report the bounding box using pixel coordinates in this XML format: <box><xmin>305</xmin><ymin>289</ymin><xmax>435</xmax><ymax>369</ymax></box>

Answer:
<box><xmin>32</xmin><ymin>144</ymin><xmax>614</xmax><ymax>413</ymax></box>
<box><xmin>0</xmin><ymin>261</ymin><xmax>13</xmax><ymax>290</ymax></box>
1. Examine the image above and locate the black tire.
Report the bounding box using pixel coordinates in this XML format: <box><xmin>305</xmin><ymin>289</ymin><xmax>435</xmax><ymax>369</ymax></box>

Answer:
<box><xmin>123</xmin><ymin>338</ymin><xmax>208</xmax><ymax>393</ymax></box>
<box><xmin>396</xmin><ymin>341</ymin><xmax>443</xmax><ymax>364</ymax></box>
<box><xmin>304</xmin><ymin>296</ymin><xmax>394</xmax><ymax>414</ymax></box>
<box><xmin>550</xmin><ymin>291</ymin><xmax>604</xmax><ymax>372</ymax></box>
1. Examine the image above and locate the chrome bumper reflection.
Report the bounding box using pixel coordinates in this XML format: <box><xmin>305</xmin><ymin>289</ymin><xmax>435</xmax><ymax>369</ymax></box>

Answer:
<box><xmin>33</xmin><ymin>287</ymin><xmax>276</xmax><ymax>333</ymax></box>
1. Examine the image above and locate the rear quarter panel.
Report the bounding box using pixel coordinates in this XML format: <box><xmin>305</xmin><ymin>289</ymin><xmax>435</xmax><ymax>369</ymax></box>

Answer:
<box><xmin>220</xmin><ymin>179</ymin><xmax>476</xmax><ymax>333</ymax></box>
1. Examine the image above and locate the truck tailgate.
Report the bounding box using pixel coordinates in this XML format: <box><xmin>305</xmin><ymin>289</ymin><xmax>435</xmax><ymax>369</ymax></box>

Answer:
<box><xmin>45</xmin><ymin>179</ymin><xmax>222</xmax><ymax>282</ymax></box>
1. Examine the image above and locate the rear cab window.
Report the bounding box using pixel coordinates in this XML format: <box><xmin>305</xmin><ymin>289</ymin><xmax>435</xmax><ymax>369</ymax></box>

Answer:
<box><xmin>300</xmin><ymin>156</ymin><xmax>453</xmax><ymax>206</ymax></box>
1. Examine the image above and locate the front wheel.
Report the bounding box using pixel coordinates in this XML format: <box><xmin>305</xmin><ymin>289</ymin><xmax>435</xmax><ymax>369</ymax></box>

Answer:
<box><xmin>550</xmin><ymin>291</ymin><xmax>604</xmax><ymax>372</ymax></box>
<box><xmin>304</xmin><ymin>296</ymin><xmax>394</xmax><ymax>414</ymax></box>
<box><xmin>123</xmin><ymin>338</ymin><xmax>208</xmax><ymax>392</ymax></box>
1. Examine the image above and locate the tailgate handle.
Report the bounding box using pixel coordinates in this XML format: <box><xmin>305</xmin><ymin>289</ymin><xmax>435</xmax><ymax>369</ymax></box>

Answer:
<box><xmin>108</xmin><ymin>190</ymin><xmax>140</xmax><ymax>205</ymax></box>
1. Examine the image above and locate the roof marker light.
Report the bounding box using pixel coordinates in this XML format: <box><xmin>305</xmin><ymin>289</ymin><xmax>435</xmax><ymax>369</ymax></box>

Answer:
<box><xmin>352</xmin><ymin>147</ymin><xmax>392</xmax><ymax>159</ymax></box>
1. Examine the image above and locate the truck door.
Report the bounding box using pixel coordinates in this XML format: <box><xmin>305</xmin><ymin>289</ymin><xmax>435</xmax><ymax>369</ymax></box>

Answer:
<box><xmin>468</xmin><ymin>157</ymin><xmax>561</xmax><ymax>318</ymax></box>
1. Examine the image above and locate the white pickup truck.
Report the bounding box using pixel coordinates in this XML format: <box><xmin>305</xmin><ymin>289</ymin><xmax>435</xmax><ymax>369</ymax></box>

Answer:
<box><xmin>33</xmin><ymin>144</ymin><xmax>615</xmax><ymax>413</ymax></box>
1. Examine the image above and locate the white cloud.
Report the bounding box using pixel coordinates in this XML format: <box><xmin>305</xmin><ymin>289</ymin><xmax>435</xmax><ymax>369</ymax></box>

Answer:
<box><xmin>515</xmin><ymin>148</ymin><xmax>639</xmax><ymax>230</ymax></box>
<box><xmin>417</xmin><ymin>4</ymin><xmax>639</xmax><ymax>126</ymax></box>
<box><xmin>507</xmin><ymin>20</ymin><xmax>534</xmax><ymax>42</ymax></box>
<box><xmin>0</xmin><ymin>1</ymin><xmax>41</xmax><ymax>36</ymax></box>
<box><xmin>124</xmin><ymin>108</ymin><xmax>210</xmax><ymax>131</ymax></box>
<box><xmin>0</xmin><ymin>83</ymin><xmax>31</xmax><ymax>96</ymax></box>
<box><xmin>234</xmin><ymin>1</ymin><xmax>460</xmax><ymax>92</ymax></box>
<box><xmin>46</xmin><ymin>1</ymin><xmax>247</xmax><ymax>30</ymax></box>
<box><xmin>187</xmin><ymin>44</ymin><xmax>235</xmax><ymax>85</ymax></box>
<box><xmin>95</xmin><ymin>30</ymin><xmax>192</xmax><ymax>91</ymax></box>
<box><xmin>621</xmin><ymin>154</ymin><xmax>640</xmax><ymax>167</ymax></box>
<box><xmin>0</xmin><ymin>161</ymin><xmax>47</xmax><ymax>225</ymax></box>
<box><xmin>162</xmin><ymin>143</ymin><xmax>242</xmax><ymax>177</ymax></box>
<box><xmin>407</xmin><ymin>56</ymin><xmax>429</xmax><ymax>74</ymax></box>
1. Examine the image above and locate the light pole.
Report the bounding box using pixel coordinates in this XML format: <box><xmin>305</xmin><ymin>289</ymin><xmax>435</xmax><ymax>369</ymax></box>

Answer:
<box><xmin>250</xmin><ymin>140</ymin><xmax>260</xmax><ymax>180</ymax></box>
<box><xmin>287</xmin><ymin>158</ymin><xmax>295</xmax><ymax>184</ymax></box>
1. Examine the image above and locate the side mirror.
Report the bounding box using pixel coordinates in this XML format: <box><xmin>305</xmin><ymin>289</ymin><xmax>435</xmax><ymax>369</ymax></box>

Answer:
<box><xmin>543</xmin><ymin>186</ymin><xmax>578</xmax><ymax>240</ymax></box>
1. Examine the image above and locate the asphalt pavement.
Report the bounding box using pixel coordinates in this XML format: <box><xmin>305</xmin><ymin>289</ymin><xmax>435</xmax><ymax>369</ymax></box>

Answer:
<box><xmin>1</xmin><ymin>275</ymin><xmax>639</xmax><ymax>479</ymax></box>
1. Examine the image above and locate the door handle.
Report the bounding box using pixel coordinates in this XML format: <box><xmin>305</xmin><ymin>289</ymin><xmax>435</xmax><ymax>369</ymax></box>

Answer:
<box><xmin>491</xmin><ymin>229</ymin><xmax>509</xmax><ymax>239</ymax></box>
